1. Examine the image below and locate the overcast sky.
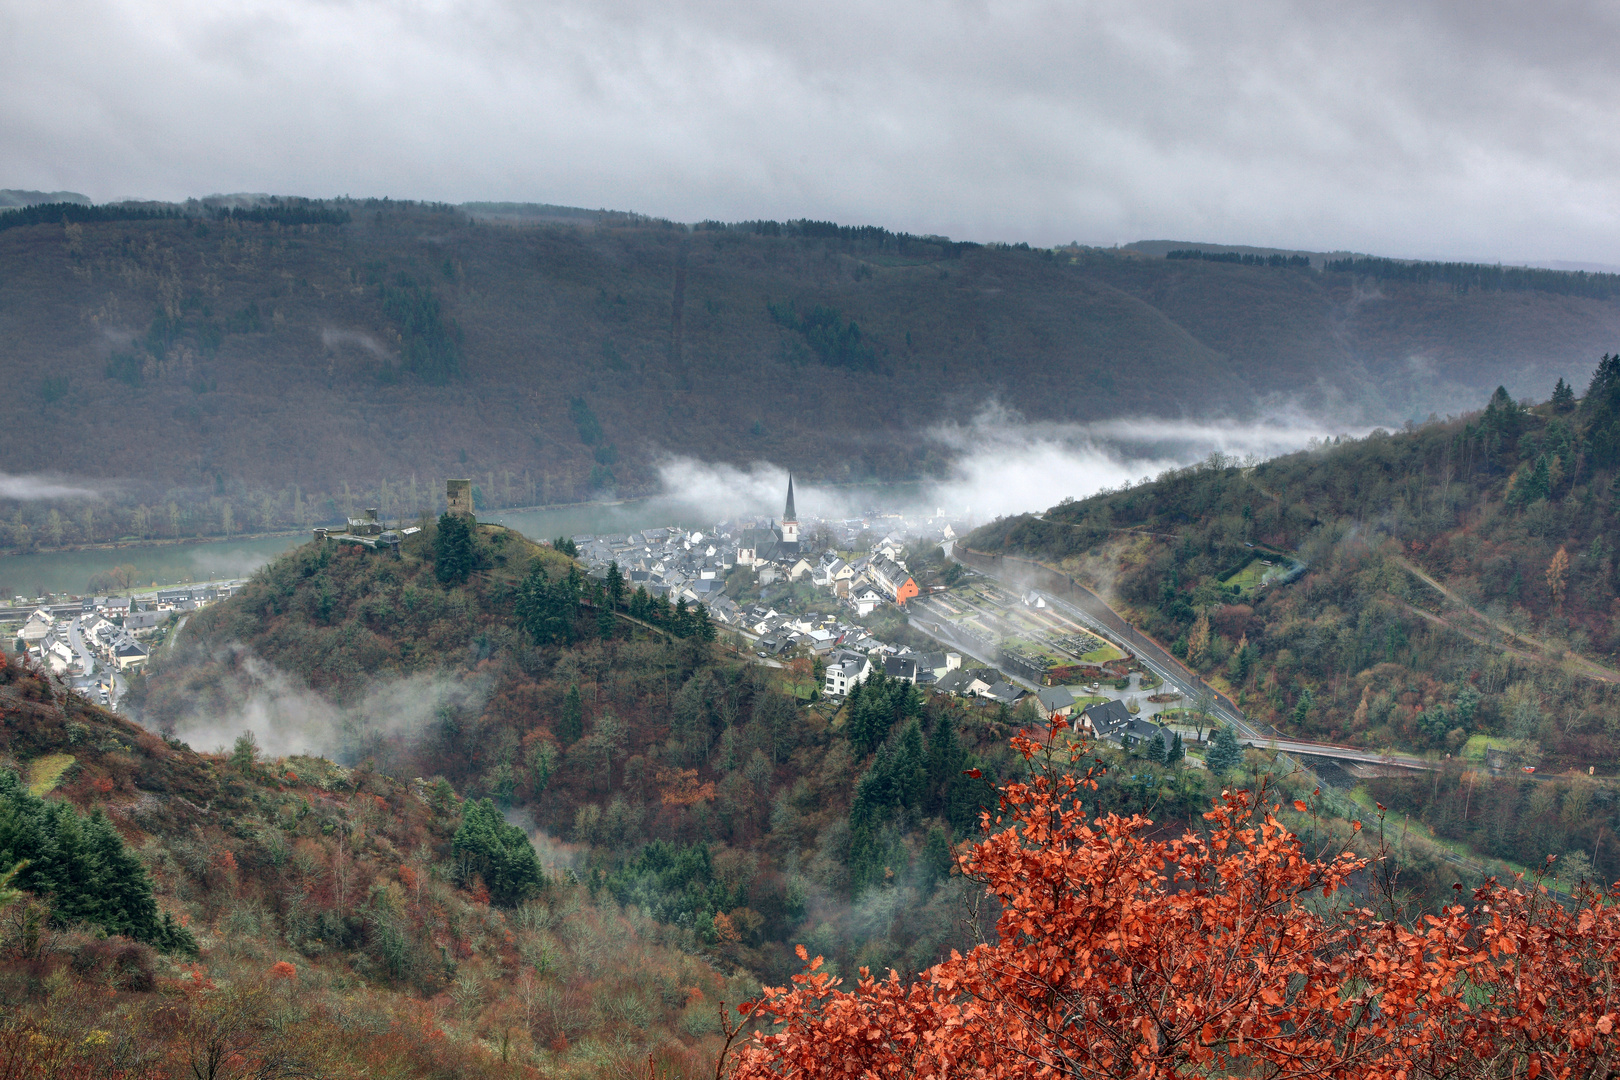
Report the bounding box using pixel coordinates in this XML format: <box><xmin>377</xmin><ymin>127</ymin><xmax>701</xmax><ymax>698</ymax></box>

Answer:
<box><xmin>4</xmin><ymin>0</ymin><xmax>1619</xmax><ymax>263</ymax></box>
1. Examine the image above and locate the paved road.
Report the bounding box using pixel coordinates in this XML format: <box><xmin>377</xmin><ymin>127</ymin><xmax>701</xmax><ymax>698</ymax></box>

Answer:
<box><xmin>948</xmin><ymin>547</ymin><xmax>1440</xmax><ymax>772</ymax></box>
<box><xmin>66</xmin><ymin>616</ymin><xmax>96</xmax><ymax>676</ymax></box>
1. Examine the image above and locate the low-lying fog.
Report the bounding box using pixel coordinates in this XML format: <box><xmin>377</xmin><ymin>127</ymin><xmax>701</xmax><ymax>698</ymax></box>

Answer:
<box><xmin>649</xmin><ymin>406</ymin><xmax>1365</xmax><ymax>525</ymax></box>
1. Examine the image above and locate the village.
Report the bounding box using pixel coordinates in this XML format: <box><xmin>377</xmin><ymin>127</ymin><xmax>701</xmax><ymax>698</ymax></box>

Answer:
<box><xmin>568</xmin><ymin>478</ymin><xmax>1202</xmax><ymax>760</ymax></box>
<box><xmin>2</xmin><ymin>581</ymin><xmax>246</xmax><ymax>708</ymax></box>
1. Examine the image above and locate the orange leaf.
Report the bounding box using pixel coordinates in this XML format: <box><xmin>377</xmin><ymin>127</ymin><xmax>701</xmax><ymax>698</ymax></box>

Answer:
<box><xmin>1293</xmin><ymin>800</ymin><xmax>1308</xmax><ymax>812</ymax></box>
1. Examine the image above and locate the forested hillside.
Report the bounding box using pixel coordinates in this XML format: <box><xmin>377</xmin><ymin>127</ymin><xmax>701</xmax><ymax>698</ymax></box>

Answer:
<box><xmin>4</xmin><ymin>195</ymin><xmax>1620</xmax><ymax>549</ymax></box>
<box><xmin>0</xmin><ymin>636</ymin><xmax>758</xmax><ymax>1078</ymax></box>
<box><xmin>965</xmin><ymin>359</ymin><xmax>1620</xmax><ymax>883</ymax></box>
<box><xmin>124</xmin><ymin>515</ymin><xmax>1342</xmax><ymax>995</ymax></box>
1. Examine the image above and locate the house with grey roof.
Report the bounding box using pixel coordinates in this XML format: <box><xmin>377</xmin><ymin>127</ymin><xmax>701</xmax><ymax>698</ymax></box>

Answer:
<box><xmin>1034</xmin><ymin>686</ymin><xmax>1076</xmax><ymax>719</ymax></box>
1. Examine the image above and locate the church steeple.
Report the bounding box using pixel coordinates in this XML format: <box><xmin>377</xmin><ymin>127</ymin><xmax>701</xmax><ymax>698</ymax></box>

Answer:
<box><xmin>781</xmin><ymin>475</ymin><xmax>800</xmax><ymax>550</ymax></box>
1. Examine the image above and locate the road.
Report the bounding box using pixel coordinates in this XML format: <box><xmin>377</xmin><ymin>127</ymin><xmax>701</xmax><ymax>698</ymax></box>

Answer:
<box><xmin>66</xmin><ymin>616</ymin><xmax>96</xmax><ymax>676</ymax></box>
<box><xmin>947</xmin><ymin>546</ymin><xmax>1441</xmax><ymax>772</ymax></box>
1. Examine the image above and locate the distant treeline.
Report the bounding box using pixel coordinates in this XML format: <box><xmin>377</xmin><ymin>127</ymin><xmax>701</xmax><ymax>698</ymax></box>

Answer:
<box><xmin>1167</xmin><ymin>249</ymin><xmax>1311</xmax><ymax>268</ymax></box>
<box><xmin>0</xmin><ymin>202</ymin><xmax>181</xmax><ymax>233</ymax></box>
<box><xmin>1322</xmin><ymin>257</ymin><xmax>1620</xmax><ymax>299</ymax></box>
<box><xmin>0</xmin><ymin>198</ymin><xmax>349</xmax><ymax>233</ymax></box>
<box><xmin>698</xmin><ymin>217</ymin><xmax>979</xmax><ymax>256</ymax></box>
<box><xmin>212</xmin><ymin>198</ymin><xmax>350</xmax><ymax>227</ymax></box>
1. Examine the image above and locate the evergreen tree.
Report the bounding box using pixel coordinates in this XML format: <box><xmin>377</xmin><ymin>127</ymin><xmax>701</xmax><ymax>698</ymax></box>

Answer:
<box><xmin>0</xmin><ymin>770</ymin><xmax>196</xmax><ymax>954</ymax></box>
<box><xmin>628</xmin><ymin>585</ymin><xmax>651</xmax><ymax>620</ymax></box>
<box><xmin>452</xmin><ymin>798</ymin><xmax>545</xmax><ymax>907</ymax></box>
<box><xmin>1144</xmin><ymin>731</ymin><xmax>1167</xmax><ymax>764</ymax></box>
<box><xmin>605</xmin><ymin>561</ymin><xmax>625</xmax><ymax>609</ymax></box>
<box><xmin>1581</xmin><ymin>353</ymin><xmax>1620</xmax><ymax>468</ymax></box>
<box><xmin>1552</xmin><ymin>377</ymin><xmax>1576</xmax><ymax>413</ymax></box>
<box><xmin>1291</xmin><ymin>687</ymin><xmax>1315</xmax><ymax>727</ymax></box>
<box><xmin>515</xmin><ymin>562</ymin><xmax>578</xmax><ymax>645</ymax></box>
<box><xmin>1166</xmin><ymin>731</ymin><xmax>1185</xmax><ymax>766</ymax></box>
<box><xmin>920</xmin><ymin>827</ymin><xmax>953</xmax><ymax>888</ymax></box>
<box><xmin>1206</xmin><ymin>725</ymin><xmax>1244</xmax><ymax>774</ymax></box>
<box><xmin>559</xmin><ymin>685</ymin><xmax>584</xmax><ymax>745</ymax></box>
<box><xmin>925</xmin><ymin>715</ymin><xmax>965</xmax><ymax>815</ymax></box>
<box><xmin>434</xmin><ymin>512</ymin><xmax>475</xmax><ymax>585</ymax></box>
<box><xmin>895</xmin><ymin>720</ymin><xmax>928</xmax><ymax>811</ymax></box>
<box><xmin>944</xmin><ymin>755</ymin><xmax>990</xmax><ymax>837</ymax></box>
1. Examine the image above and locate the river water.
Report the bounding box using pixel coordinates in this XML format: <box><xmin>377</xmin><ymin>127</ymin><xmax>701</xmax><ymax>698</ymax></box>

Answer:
<box><xmin>0</xmin><ymin>500</ymin><xmax>746</xmax><ymax>598</ymax></box>
<box><xmin>0</xmin><ymin>477</ymin><xmax>937</xmax><ymax>599</ymax></box>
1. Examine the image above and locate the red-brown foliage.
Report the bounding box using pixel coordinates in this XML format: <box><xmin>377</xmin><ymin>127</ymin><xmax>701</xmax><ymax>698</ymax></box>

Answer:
<box><xmin>734</xmin><ymin>726</ymin><xmax>1620</xmax><ymax>1080</ymax></box>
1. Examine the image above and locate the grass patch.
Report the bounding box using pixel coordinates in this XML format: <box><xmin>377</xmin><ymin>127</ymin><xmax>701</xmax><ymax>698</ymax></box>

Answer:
<box><xmin>1460</xmin><ymin>734</ymin><xmax>1533</xmax><ymax>762</ymax></box>
<box><xmin>1067</xmin><ymin>694</ymin><xmax>1110</xmax><ymax>709</ymax></box>
<box><xmin>1080</xmin><ymin>644</ymin><xmax>1123</xmax><ymax>663</ymax></box>
<box><xmin>27</xmin><ymin>753</ymin><xmax>76</xmax><ymax>796</ymax></box>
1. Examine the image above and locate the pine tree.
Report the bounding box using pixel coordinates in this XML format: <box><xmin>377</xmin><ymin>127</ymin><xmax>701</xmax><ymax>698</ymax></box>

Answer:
<box><xmin>1144</xmin><ymin>731</ymin><xmax>1167</xmax><ymax>764</ymax></box>
<box><xmin>0</xmin><ymin>770</ymin><xmax>196</xmax><ymax>954</ymax></box>
<box><xmin>434</xmin><ymin>512</ymin><xmax>475</xmax><ymax>585</ymax></box>
<box><xmin>1166</xmin><ymin>731</ymin><xmax>1185</xmax><ymax>766</ymax></box>
<box><xmin>516</xmin><ymin>562</ymin><xmax>578</xmax><ymax>645</ymax></box>
<box><xmin>925</xmin><ymin>716</ymin><xmax>964</xmax><ymax>815</ymax></box>
<box><xmin>605</xmin><ymin>561</ymin><xmax>625</xmax><ymax>609</ymax></box>
<box><xmin>920</xmin><ymin>827</ymin><xmax>953</xmax><ymax>888</ymax></box>
<box><xmin>895</xmin><ymin>720</ymin><xmax>928</xmax><ymax>811</ymax></box>
<box><xmin>1291</xmin><ymin>688</ymin><xmax>1315</xmax><ymax>728</ymax></box>
<box><xmin>452</xmin><ymin>798</ymin><xmax>545</xmax><ymax>907</ymax></box>
<box><xmin>559</xmin><ymin>685</ymin><xmax>584</xmax><ymax>745</ymax></box>
<box><xmin>1206</xmin><ymin>725</ymin><xmax>1244</xmax><ymax>773</ymax></box>
<box><xmin>1552</xmin><ymin>377</ymin><xmax>1576</xmax><ymax>413</ymax></box>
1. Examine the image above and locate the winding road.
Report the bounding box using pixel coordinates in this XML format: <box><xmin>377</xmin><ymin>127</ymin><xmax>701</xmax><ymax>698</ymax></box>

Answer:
<box><xmin>945</xmin><ymin>546</ymin><xmax>1438</xmax><ymax>771</ymax></box>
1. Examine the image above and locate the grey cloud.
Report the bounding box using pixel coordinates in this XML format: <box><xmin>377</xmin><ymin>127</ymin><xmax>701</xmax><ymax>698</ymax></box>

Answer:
<box><xmin>0</xmin><ymin>473</ymin><xmax>101</xmax><ymax>500</ymax></box>
<box><xmin>136</xmin><ymin>645</ymin><xmax>490</xmax><ymax>762</ymax></box>
<box><xmin>654</xmin><ymin>404</ymin><xmax>1358</xmax><ymax>525</ymax></box>
<box><xmin>4</xmin><ymin>1</ymin><xmax>1620</xmax><ymax>261</ymax></box>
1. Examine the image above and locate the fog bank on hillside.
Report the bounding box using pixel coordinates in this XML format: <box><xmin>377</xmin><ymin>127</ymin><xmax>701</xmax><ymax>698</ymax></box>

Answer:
<box><xmin>652</xmin><ymin>406</ymin><xmax>1364</xmax><ymax>526</ymax></box>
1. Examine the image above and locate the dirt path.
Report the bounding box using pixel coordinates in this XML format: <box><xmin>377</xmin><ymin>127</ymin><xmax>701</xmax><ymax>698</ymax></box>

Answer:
<box><xmin>1393</xmin><ymin>556</ymin><xmax>1618</xmax><ymax>682</ymax></box>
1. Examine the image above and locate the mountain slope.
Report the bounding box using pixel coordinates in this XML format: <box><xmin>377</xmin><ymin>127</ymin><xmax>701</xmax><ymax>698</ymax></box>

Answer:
<box><xmin>4</xmin><ymin>199</ymin><xmax>1620</xmax><ymax>549</ymax></box>
<box><xmin>0</xmin><ymin>637</ymin><xmax>755</xmax><ymax>1079</ymax></box>
<box><xmin>963</xmin><ymin>370</ymin><xmax>1620</xmax><ymax>886</ymax></box>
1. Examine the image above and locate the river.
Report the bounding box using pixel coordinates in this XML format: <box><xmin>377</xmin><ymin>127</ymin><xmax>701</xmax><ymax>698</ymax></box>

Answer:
<box><xmin>0</xmin><ymin>499</ymin><xmax>784</xmax><ymax>598</ymax></box>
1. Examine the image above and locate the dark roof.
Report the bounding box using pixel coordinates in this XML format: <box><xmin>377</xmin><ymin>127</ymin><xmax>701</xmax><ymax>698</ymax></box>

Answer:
<box><xmin>1080</xmin><ymin>699</ymin><xmax>1132</xmax><ymax>731</ymax></box>
<box><xmin>1036</xmin><ymin>686</ymin><xmax>1075</xmax><ymax>711</ymax></box>
<box><xmin>983</xmin><ymin>681</ymin><xmax>1026</xmax><ymax>704</ymax></box>
<box><xmin>883</xmin><ymin>657</ymin><xmax>919</xmax><ymax>680</ymax></box>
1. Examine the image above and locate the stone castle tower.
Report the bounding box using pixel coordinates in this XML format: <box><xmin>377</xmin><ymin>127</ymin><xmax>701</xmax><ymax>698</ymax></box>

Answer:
<box><xmin>445</xmin><ymin>478</ymin><xmax>474</xmax><ymax>518</ymax></box>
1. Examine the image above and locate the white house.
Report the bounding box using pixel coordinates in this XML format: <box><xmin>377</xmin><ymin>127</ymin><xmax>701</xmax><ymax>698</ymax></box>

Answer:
<box><xmin>17</xmin><ymin>609</ymin><xmax>54</xmax><ymax>645</ymax></box>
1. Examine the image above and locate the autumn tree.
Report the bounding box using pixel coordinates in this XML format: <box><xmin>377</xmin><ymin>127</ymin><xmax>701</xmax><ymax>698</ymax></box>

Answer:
<box><xmin>732</xmin><ymin>728</ymin><xmax>1620</xmax><ymax>1080</ymax></box>
<box><xmin>1547</xmin><ymin>545</ymin><xmax>1570</xmax><ymax>609</ymax></box>
<box><xmin>1186</xmin><ymin>608</ymin><xmax>1211</xmax><ymax>665</ymax></box>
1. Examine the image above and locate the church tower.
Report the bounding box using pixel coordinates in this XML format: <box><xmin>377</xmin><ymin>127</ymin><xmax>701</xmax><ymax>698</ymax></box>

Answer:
<box><xmin>781</xmin><ymin>475</ymin><xmax>799</xmax><ymax>550</ymax></box>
